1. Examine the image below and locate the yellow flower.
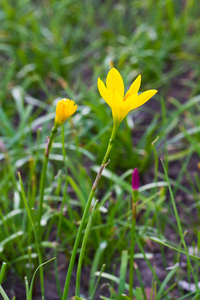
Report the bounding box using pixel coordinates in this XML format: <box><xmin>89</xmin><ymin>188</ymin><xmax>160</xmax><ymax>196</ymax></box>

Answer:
<box><xmin>55</xmin><ymin>98</ymin><xmax>77</xmax><ymax>127</ymax></box>
<box><xmin>98</xmin><ymin>68</ymin><xmax>157</xmax><ymax>126</ymax></box>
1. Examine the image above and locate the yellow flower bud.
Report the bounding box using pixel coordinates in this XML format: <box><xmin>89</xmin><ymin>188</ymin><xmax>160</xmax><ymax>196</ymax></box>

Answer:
<box><xmin>55</xmin><ymin>98</ymin><xmax>77</xmax><ymax>127</ymax></box>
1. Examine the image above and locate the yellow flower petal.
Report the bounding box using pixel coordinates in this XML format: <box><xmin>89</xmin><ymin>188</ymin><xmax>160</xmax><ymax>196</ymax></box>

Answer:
<box><xmin>106</xmin><ymin>68</ymin><xmax>124</xmax><ymax>99</ymax></box>
<box><xmin>97</xmin><ymin>78</ymin><xmax>110</xmax><ymax>106</ymax></box>
<box><xmin>118</xmin><ymin>89</ymin><xmax>157</xmax><ymax>122</ymax></box>
<box><xmin>65</xmin><ymin>103</ymin><xmax>77</xmax><ymax>119</ymax></box>
<box><xmin>109</xmin><ymin>89</ymin><xmax>123</xmax><ymax>123</ymax></box>
<box><xmin>120</xmin><ymin>94</ymin><xmax>138</xmax><ymax>121</ymax></box>
<box><xmin>130</xmin><ymin>90</ymin><xmax>157</xmax><ymax>110</ymax></box>
<box><xmin>125</xmin><ymin>75</ymin><xmax>141</xmax><ymax>98</ymax></box>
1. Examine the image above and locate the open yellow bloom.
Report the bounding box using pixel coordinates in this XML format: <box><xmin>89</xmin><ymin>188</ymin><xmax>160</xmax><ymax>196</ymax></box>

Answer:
<box><xmin>55</xmin><ymin>98</ymin><xmax>77</xmax><ymax>127</ymax></box>
<box><xmin>98</xmin><ymin>68</ymin><xmax>157</xmax><ymax>126</ymax></box>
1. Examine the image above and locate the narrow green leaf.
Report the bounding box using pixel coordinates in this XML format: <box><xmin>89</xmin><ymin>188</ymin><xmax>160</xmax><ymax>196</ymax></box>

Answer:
<box><xmin>118</xmin><ymin>250</ymin><xmax>129</xmax><ymax>299</ymax></box>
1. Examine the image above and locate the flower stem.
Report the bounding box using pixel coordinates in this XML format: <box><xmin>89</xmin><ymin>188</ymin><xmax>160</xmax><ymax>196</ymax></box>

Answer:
<box><xmin>37</xmin><ymin>127</ymin><xmax>57</xmax><ymax>231</ymax></box>
<box><xmin>54</xmin><ymin>125</ymin><xmax>69</xmax><ymax>299</ymax></box>
<box><xmin>62</xmin><ymin>125</ymin><xmax>117</xmax><ymax>300</ymax></box>
<box><xmin>102</xmin><ymin>124</ymin><xmax>117</xmax><ymax>165</ymax></box>
<box><xmin>75</xmin><ymin>200</ymin><xmax>98</xmax><ymax>297</ymax></box>
<box><xmin>129</xmin><ymin>201</ymin><xmax>137</xmax><ymax>299</ymax></box>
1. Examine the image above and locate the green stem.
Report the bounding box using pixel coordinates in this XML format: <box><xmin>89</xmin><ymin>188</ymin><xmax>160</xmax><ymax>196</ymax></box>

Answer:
<box><xmin>90</xmin><ymin>264</ymin><xmax>106</xmax><ymax>300</ymax></box>
<box><xmin>37</xmin><ymin>127</ymin><xmax>57</xmax><ymax>231</ymax></box>
<box><xmin>18</xmin><ymin>173</ymin><xmax>45</xmax><ymax>298</ymax></box>
<box><xmin>55</xmin><ymin>126</ymin><xmax>68</xmax><ymax>299</ymax></box>
<box><xmin>102</xmin><ymin>125</ymin><xmax>117</xmax><ymax>165</ymax></box>
<box><xmin>152</xmin><ymin>142</ymin><xmax>167</xmax><ymax>267</ymax></box>
<box><xmin>61</xmin><ymin>125</ymin><xmax>73</xmax><ymax>222</ymax></box>
<box><xmin>62</xmin><ymin>125</ymin><xmax>117</xmax><ymax>300</ymax></box>
<box><xmin>75</xmin><ymin>221</ymin><xmax>91</xmax><ymax>297</ymax></box>
<box><xmin>0</xmin><ymin>286</ymin><xmax>9</xmax><ymax>300</ymax></box>
<box><xmin>129</xmin><ymin>202</ymin><xmax>137</xmax><ymax>299</ymax></box>
<box><xmin>0</xmin><ymin>262</ymin><xmax>6</xmax><ymax>285</ymax></box>
<box><xmin>162</xmin><ymin>159</ymin><xmax>200</xmax><ymax>296</ymax></box>
<box><xmin>75</xmin><ymin>201</ymin><xmax>97</xmax><ymax>297</ymax></box>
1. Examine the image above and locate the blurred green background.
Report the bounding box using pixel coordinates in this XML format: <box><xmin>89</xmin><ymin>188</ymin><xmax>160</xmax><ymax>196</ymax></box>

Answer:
<box><xmin>1</xmin><ymin>0</ymin><xmax>199</xmax><ymax>172</ymax></box>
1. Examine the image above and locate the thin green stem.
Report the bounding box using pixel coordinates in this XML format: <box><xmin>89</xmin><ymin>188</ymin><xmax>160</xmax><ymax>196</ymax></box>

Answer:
<box><xmin>90</xmin><ymin>264</ymin><xmax>106</xmax><ymax>300</ymax></box>
<box><xmin>24</xmin><ymin>276</ymin><xmax>29</xmax><ymax>300</ymax></box>
<box><xmin>54</xmin><ymin>125</ymin><xmax>70</xmax><ymax>299</ymax></box>
<box><xmin>152</xmin><ymin>142</ymin><xmax>167</xmax><ymax>267</ymax></box>
<box><xmin>28</xmin><ymin>246</ymin><xmax>33</xmax><ymax>279</ymax></box>
<box><xmin>0</xmin><ymin>285</ymin><xmax>9</xmax><ymax>300</ymax></box>
<box><xmin>18</xmin><ymin>173</ymin><xmax>45</xmax><ymax>298</ymax></box>
<box><xmin>28</xmin><ymin>258</ymin><xmax>56</xmax><ymax>300</ymax></box>
<box><xmin>37</xmin><ymin>127</ymin><xmax>57</xmax><ymax>232</ymax></box>
<box><xmin>38</xmin><ymin>156</ymin><xmax>48</xmax><ymax>228</ymax></box>
<box><xmin>102</xmin><ymin>124</ymin><xmax>117</xmax><ymax>165</ymax></box>
<box><xmin>0</xmin><ymin>263</ymin><xmax>6</xmax><ymax>285</ymax></box>
<box><xmin>75</xmin><ymin>201</ymin><xmax>98</xmax><ymax>297</ymax></box>
<box><xmin>62</xmin><ymin>189</ymin><xmax>95</xmax><ymax>300</ymax></box>
<box><xmin>129</xmin><ymin>202</ymin><xmax>137</xmax><ymax>299</ymax></box>
<box><xmin>75</xmin><ymin>222</ymin><xmax>91</xmax><ymax>296</ymax></box>
<box><xmin>30</xmin><ymin>128</ymin><xmax>41</xmax><ymax>213</ymax></box>
<box><xmin>162</xmin><ymin>159</ymin><xmax>200</xmax><ymax>296</ymax></box>
<box><xmin>62</xmin><ymin>125</ymin><xmax>117</xmax><ymax>300</ymax></box>
<box><xmin>61</xmin><ymin>125</ymin><xmax>66</xmax><ymax>163</ymax></box>
<box><xmin>61</xmin><ymin>125</ymin><xmax>73</xmax><ymax>222</ymax></box>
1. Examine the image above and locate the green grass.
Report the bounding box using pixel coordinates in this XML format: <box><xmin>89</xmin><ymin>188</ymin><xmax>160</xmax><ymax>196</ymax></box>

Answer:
<box><xmin>0</xmin><ymin>0</ymin><xmax>200</xmax><ymax>299</ymax></box>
